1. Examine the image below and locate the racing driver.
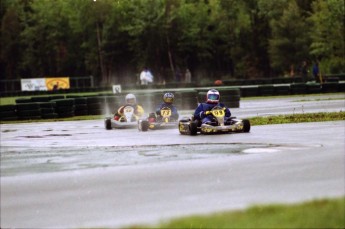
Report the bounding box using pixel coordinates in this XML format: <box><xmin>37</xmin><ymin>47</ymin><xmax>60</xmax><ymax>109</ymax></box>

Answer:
<box><xmin>149</xmin><ymin>92</ymin><xmax>179</xmax><ymax>122</ymax></box>
<box><xmin>114</xmin><ymin>93</ymin><xmax>144</xmax><ymax>121</ymax></box>
<box><xmin>193</xmin><ymin>89</ymin><xmax>231</xmax><ymax>124</ymax></box>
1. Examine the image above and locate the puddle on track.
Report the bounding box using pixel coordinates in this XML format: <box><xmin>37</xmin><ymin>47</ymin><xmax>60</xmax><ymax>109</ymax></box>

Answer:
<box><xmin>1</xmin><ymin>143</ymin><xmax>321</xmax><ymax>177</ymax></box>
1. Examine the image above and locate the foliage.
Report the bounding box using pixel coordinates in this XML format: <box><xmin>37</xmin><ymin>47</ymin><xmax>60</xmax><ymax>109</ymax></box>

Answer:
<box><xmin>0</xmin><ymin>0</ymin><xmax>344</xmax><ymax>85</ymax></box>
<box><xmin>146</xmin><ymin>197</ymin><xmax>345</xmax><ymax>229</ymax></box>
<box><xmin>269</xmin><ymin>0</ymin><xmax>311</xmax><ymax>74</ymax></box>
<box><xmin>249</xmin><ymin>111</ymin><xmax>345</xmax><ymax>126</ymax></box>
<box><xmin>308</xmin><ymin>0</ymin><xmax>345</xmax><ymax>74</ymax></box>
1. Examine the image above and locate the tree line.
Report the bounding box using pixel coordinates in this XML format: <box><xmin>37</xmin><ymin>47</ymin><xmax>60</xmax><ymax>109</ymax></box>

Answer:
<box><xmin>1</xmin><ymin>0</ymin><xmax>344</xmax><ymax>86</ymax></box>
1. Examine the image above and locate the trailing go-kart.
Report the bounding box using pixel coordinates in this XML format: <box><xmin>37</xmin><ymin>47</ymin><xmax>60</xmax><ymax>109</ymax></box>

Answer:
<box><xmin>178</xmin><ymin>106</ymin><xmax>250</xmax><ymax>135</ymax></box>
<box><xmin>138</xmin><ymin>107</ymin><xmax>178</xmax><ymax>131</ymax></box>
<box><xmin>105</xmin><ymin>105</ymin><xmax>139</xmax><ymax>129</ymax></box>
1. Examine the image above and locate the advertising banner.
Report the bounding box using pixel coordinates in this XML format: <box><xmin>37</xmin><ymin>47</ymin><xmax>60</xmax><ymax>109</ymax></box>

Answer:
<box><xmin>112</xmin><ymin>84</ymin><xmax>122</xmax><ymax>94</ymax></box>
<box><xmin>21</xmin><ymin>78</ymin><xmax>47</xmax><ymax>91</ymax></box>
<box><xmin>45</xmin><ymin>77</ymin><xmax>70</xmax><ymax>91</ymax></box>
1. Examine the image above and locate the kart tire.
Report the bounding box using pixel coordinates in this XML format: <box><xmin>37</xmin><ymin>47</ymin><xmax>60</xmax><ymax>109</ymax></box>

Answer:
<box><xmin>16</xmin><ymin>102</ymin><xmax>40</xmax><ymax>111</ymax></box>
<box><xmin>38</xmin><ymin>102</ymin><xmax>56</xmax><ymax>109</ymax></box>
<box><xmin>31</xmin><ymin>96</ymin><xmax>50</xmax><ymax>102</ymax></box>
<box><xmin>243</xmin><ymin>119</ymin><xmax>250</xmax><ymax>133</ymax></box>
<box><xmin>0</xmin><ymin>111</ymin><xmax>17</xmax><ymax>120</ymax></box>
<box><xmin>15</xmin><ymin>98</ymin><xmax>32</xmax><ymax>104</ymax></box>
<box><xmin>49</xmin><ymin>95</ymin><xmax>65</xmax><ymax>101</ymax></box>
<box><xmin>40</xmin><ymin>108</ymin><xmax>55</xmax><ymax>114</ymax></box>
<box><xmin>105</xmin><ymin>118</ymin><xmax>112</xmax><ymax>130</ymax></box>
<box><xmin>140</xmin><ymin>120</ymin><xmax>149</xmax><ymax>132</ymax></box>
<box><xmin>42</xmin><ymin>113</ymin><xmax>59</xmax><ymax>119</ymax></box>
<box><xmin>51</xmin><ymin>98</ymin><xmax>75</xmax><ymax>106</ymax></box>
<box><xmin>190</xmin><ymin>120</ymin><xmax>198</xmax><ymax>136</ymax></box>
<box><xmin>0</xmin><ymin>104</ymin><xmax>16</xmax><ymax>112</ymax></box>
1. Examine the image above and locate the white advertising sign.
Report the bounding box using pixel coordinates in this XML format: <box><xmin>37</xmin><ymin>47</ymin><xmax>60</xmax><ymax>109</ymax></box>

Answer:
<box><xmin>21</xmin><ymin>78</ymin><xmax>48</xmax><ymax>91</ymax></box>
<box><xmin>112</xmin><ymin>84</ymin><xmax>122</xmax><ymax>94</ymax></box>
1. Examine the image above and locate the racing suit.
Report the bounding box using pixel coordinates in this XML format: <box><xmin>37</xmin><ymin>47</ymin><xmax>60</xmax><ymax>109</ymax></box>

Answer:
<box><xmin>114</xmin><ymin>104</ymin><xmax>144</xmax><ymax>120</ymax></box>
<box><xmin>155</xmin><ymin>103</ymin><xmax>179</xmax><ymax>121</ymax></box>
<box><xmin>193</xmin><ymin>102</ymin><xmax>231</xmax><ymax>124</ymax></box>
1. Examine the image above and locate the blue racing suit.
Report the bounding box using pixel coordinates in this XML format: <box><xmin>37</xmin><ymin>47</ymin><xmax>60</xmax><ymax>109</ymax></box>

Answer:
<box><xmin>193</xmin><ymin>102</ymin><xmax>231</xmax><ymax>124</ymax></box>
<box><xmin>155</xmin><ymin>103</ymin><xmax>179</xmax><ymax>121</ymax></box>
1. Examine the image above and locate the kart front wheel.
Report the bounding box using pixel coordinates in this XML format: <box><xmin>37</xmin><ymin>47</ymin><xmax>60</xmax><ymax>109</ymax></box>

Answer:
<box><xmin>190</xmin><ymin>120</ymin><xmax>198</xmax><ymax>136</ymax></box>
<box><xmin>243</xmin><ymin>119</ymin><xmax>250</xmax><ymax>133</ymax></box>
<box><xmin>105</xmin><ymin>118</ymin><xmax>112</xmax><ymax>130</ymax></box>
<box><xmin>139</xmin><ymin>120</ymin><xmax>149</xmax><ymax>132</ymax></box>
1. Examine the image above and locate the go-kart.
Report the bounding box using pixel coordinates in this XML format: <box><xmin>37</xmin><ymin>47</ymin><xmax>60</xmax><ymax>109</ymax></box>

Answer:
<box><xmin>105</xmin><ymin>105</ymin><xmax>140</xmax><ymax>129</ymax></box>
<box><xmin>138</xmin><ymin>107</ymin><xmax>178</xmax><ymax>131</ymax></box>
<box><xmin>178</xmin><ymin>106</ymin><xmax>250</xmax><ymax>135</ymax></box>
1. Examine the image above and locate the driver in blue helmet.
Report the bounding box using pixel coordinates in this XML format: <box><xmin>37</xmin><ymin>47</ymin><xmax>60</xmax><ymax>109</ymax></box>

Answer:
<box><xmin>193</xmin><ymin>89</ymin><xmax>231</xmax><ymax>124</ymax></box>
<box><xmin>149</xmin><ymin>92</ymin><xmax>179</xmax><ymax>122</ymax></box>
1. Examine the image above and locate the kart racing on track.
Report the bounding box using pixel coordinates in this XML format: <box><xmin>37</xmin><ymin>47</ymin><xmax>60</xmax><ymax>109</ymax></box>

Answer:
<box><xmin>138</xmin><ymin>107</ymin><xmax>179</xmax><ymax>131</ymax></box>
<box><xmin>105</xmin><ymin>105</ymin><xmax>139</xmax><ymax>129</ymax></box>
<box><xmin>178</xmin><ymin>106</ymin><xmax>250</xmax><ymax>135</ymax></box>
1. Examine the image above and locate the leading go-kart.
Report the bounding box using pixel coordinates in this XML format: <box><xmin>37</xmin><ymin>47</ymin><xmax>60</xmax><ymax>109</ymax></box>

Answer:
<box><xmin>178</xmin><ymin>106</ymin><xmax>250</xmax><ymax>135</ymax></box>
<box><xmin>105</xmin><ymin>105</ymin><xmax>139</xmax><ymax>129</ymax></box>
<box><xmin>138</xmin><ymin>107</ymin><xmax>178</xmax><ymax>131</ymax></box>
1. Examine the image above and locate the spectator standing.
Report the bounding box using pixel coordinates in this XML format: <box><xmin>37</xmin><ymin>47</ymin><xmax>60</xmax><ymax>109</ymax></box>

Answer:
<box><xmin>299</xmin><ymin>60</ymin><xmax>308</xmax><ymax>82</ymax></box>
<box><xmin>290</xmin><ymin>64</ymin><xmax>295</xmax><ymax>79</ymax></box>
<box><xmin>175</xmin><ymin>66</ymin><xmax>182</xmax><ymax>82</ymax></box>
<box><xmin>312</xmin><ymin>61</ymin><xmax>320</xmax><ymax>83</ymax></box>
<box><xmin>140</xmin><ymin>67</ymin><xmax>154</xmax><ymax>85</ymax></box>
<box><xmin>185</xmin><ymin>68</ymin><xmax>191</xmax><ymax>83</ymax></box>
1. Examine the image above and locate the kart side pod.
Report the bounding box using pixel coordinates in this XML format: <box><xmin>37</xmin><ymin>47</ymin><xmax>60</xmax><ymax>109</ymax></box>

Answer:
<box><xmin>178</xmin><ymin>117</ymin><xmax>250</xmax><ymax>135</ymax></box>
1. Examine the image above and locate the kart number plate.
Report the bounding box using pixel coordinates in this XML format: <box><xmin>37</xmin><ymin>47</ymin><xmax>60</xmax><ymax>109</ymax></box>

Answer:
<box><xmin>160</xmin><ymin>108</ymin><xmax>172</xmax><ymax>117</ymax></box>
<box><xmin>124</xmin><ymin>106</ymin><xmax>134</xmax><ymax>113</ymax></box>
<box><xmin>211</xmin><ymin>110</ymin><xmax>225</xmax><ymax>117</ymax></box>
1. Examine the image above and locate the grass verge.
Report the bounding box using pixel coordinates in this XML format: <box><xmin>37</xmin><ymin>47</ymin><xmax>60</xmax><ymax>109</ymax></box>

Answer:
<box><xmin>249</xmin><ymin>111</ymin><xmax>345</xmax><ymax>126</ymax></box>
<box><xmin>131</xmin><ymin>197</ymin><xmax>345</xmax><ymax>229</ymax></box>
<box><xmin>1</xmin><ymin>111</ymin><xmax>344</xmax><ymax>125</ymax></box>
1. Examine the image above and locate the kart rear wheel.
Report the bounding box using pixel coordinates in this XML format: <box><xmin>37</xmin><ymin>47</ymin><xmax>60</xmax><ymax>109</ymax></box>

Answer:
<box><xmin>190</xmin><ymin>120</ymin><xmax>198</xmax><ymax>136</ymax></box>
<box><xmin>140</xmin><ymin>120</ymin><xmax>149</xmax><ymax>132</ymax></box>
<box><xmin>105</xmin><ymin>118</ymin><xmax>112</xmax><ymax>130</ymax></box>
<box><xmin>243</xmin><ymin>119</ymin><xmax>250</xmax><ymax>132</ymax></box>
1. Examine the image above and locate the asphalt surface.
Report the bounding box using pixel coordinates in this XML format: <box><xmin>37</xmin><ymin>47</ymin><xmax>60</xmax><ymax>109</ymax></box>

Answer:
<box><xmin>1</xmin><ymin>94</ymin><xmax>344</xmax><ymax>228</ymax></box>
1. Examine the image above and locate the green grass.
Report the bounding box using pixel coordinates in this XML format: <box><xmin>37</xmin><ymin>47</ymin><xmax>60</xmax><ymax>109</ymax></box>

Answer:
<box><xmin>0</xmin><ymin>91</ymin><xmax>111</xmax><ymax>105</ymax></box>
<box><xmin>1</xmin><ymin>92</ymin><xmax>344</xmax><ymax>105</ymax></box>
<box><xmin>249</xmin><ymin>111</ymin><xmax>345</xmax><ymax>126</ymax></box>
<box><xmin>130</xmin><ymin>197</ymin><xmax>345</xmax><ymax>229</ymax></box>
<box><xmin>0</xmin><ymin>115</ymin><xmax>105</xmax><ymax>124</ymax></box>
<box><xmin>1</xmin><ymin>111</ymin><xmax>344</xmax><ymax>124</ymax></box>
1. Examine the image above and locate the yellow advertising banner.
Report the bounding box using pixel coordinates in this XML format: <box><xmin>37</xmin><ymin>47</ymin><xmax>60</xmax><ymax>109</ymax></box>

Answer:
<box><xmin>45</xmin><ymin>77</ymin><xmax>70</xmax><ymax>90</ymax></box>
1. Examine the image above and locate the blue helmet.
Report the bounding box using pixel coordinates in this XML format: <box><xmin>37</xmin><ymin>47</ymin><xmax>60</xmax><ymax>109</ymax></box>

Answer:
<box><xmin>163</xmin><ymin>92</ymin><xmax>174</xmax><ymax>104</ymax></box>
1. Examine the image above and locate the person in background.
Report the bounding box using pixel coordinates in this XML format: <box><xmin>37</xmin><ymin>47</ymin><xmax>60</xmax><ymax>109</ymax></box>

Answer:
<box><xmin>299</xmin><ymin>60</ymin><xmax>309</xmax><ymax>82</ymax></box>
<box><xmin>185</xmin><ymin>68</ymin><xmax>191</xmax><ymax>83</ymax></box>
<box><xmin>140</xmin><ymin>67</ymin><xmax>154</xmax><ymax>85</ymax></box>
<box><xmin>175</xmin><ymin>66</ymin><xmax>182</xmax><ymax>82</ymax></box>
<box><xmin>312</xmin><ymin>61</ymin><xmax>321</xmax><ymax>83</ymax></box>
<box><xmin>114</xmin><ymin>93</ymin><xmax>144</xmax><ymax>121</ymax></box>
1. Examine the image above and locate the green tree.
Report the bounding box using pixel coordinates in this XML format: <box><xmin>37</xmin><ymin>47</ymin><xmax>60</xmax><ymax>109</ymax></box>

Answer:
<box><xmin>1</xmin><ymin>1</ymin><xmax>22</xmax><ymax>79</ymax></box>
<box><xmin>309</xmin><ymin>0</ymin><xmax>345</xmax><ymax>73</ymax></box>
<box><xmin>269</xmin><ymin>0</ymin><xmax>311</xmax><ymax>76</ymax></box>
<box><xmin>238</xmin><ymin>0</ymin><xmax>271</xmax><ymax>78</ymax></box>
<box><xmin>17</xmin><ymin>0</ymin><xmax>79</xmax><ymax>78</ymax></box>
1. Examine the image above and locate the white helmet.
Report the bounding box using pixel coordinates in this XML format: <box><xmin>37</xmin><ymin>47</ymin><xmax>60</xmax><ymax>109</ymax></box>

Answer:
<box><xmin>206</xmin><ymin>89</ymin><xmax>220</xmax><ymax>104</ymax></box>
<box><xmin>125</xmin><ymin>93</ymin><xmax>136</xmax><ymax>105</ymax></box>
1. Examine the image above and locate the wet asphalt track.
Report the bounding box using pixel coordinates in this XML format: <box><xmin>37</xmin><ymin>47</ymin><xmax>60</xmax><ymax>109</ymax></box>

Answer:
<box><xmin>1</xmin><ymin>94</ymin><xmax>344</xmax><ymax>228</ymax></box>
